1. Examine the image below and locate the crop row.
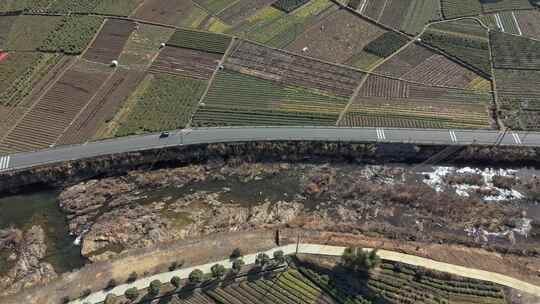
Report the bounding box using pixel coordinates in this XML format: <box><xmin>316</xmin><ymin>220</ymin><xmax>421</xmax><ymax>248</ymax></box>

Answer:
<box><xmin>167</xmin><ymin>28</ymin><xmax>232</xmax><ymax>54</ymax></box>
<box><xmin>227</xmin><ymin>40</ymin><xmax>364</xmax><ymax>97</ymax></box>
<box><xmin>0</xmin><ymin>53</ymin><xmax>61</xmax><ymax>107</ymax></box>
<box><xmin>39</xmin><ymin>16</ymin><xmax>103</xmax><ymax>55</ymax></box>
<box><xmin>273</xmin><ymin>0</ymin><xmax>311</xmax><ymax>12</ymax></box>
<box><xmin>490</xmin><ymin>31</ymin><xmax>540</xmax><ymax>70</ymax></box>
<box><xmin>116</xmin><ymin>74</ymin><xmax>207</xmax><ymax>136</ymax></box>
<box><xmin>440</xmin><ymin>0</ymin><xmax>481</xmax><ymax>19</ymax></box>
<box><xmin>192</xmin><ymin>69</ymin><xmax>346</xmax><ymax>127</ymax></box>
<box><xmin>297</xmin><ymin>267</ymin><xmax>371</xmax><ymax>304</ymax></box>
<box><xmin>421</xmin><ymin>31</ymin><xmax>491</xmax><ymax>76</ymax></box>
<box><xmin>364</xmin><ymin>32</ymin><xmax>409</xmax><ymax>58</ymax></box>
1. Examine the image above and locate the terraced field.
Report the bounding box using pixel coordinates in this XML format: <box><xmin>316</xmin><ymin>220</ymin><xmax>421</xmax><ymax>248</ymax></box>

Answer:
<box><xmin>0</xmin><ymin>60</ymin><xmax>111</xmax><ymax>153</ymax></box>
<box><xmin>494</xmin><ymin>69</ymin><xmax>540</xmax><ymax>130</ymax></box>
<box><xmin>225</xmin><ymin>40</ymin><xmax>365</xmax><ymax>97</ymax></box>
<box><xmin>285</xmin><ymin>9</ymin><xmax>386</xmax><ymax>64</ymax></box>
<box><xmin>341</xmin><ymin>74</ymin><xmax>493</xmax><ymax>129</ymax></box>
<box><xmin>114</xmin><ymin>74</ymin><xmax>207</xmax><ymax>136</ymax></box>
<box><xmin>374</xmin><ymin>43</ymin><xmax>489</xmax><ymax>90</ymax></box>
<box><xmin>83</xmin><ymin>19</ymin><xmax>136</xmax><ymax>64</ymax></box>
<box><xmin>490</xmin><ymin>31</ymin><xmax>540</xmax><ymax>70</ymax></box>
<box><xmin>149</xmin><ymin>46</ymin><xmax>223</xmax><ymax>80</ymax></box>
<box><xmin>228</xmin><ymin>0</ymin><xmax>338</xmax><ymax>48</ymax></box>
<box><xmin>1</xmin><ymin>0</ymin><xmax>540</xmax><ymax>151</ymax></box>
<box><xmin>420</xmin><ymin>19</ymin><xmax>491</xmax><ymax>77</ymax></box>
<box><xmin>192</xmin><ymin>69</ymin><xmax>349</xmax><ymax>127</ymax></box>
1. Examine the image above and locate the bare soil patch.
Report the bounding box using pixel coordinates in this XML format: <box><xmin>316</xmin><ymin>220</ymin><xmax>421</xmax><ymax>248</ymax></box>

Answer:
<box><xmin>285</xmin><ymin>9</ymin><xmax>386</xmax><ymax>64</ymax></box>
<box><xmin>57</xmin><ymin>68</ymin><xmax>145</xmax><ymax>145</ymax></box>
<box><xmin>83</xmin><ymin>19</ymin><xmax>136</xmax><ymax>64</ymax></box>
<box><xmin>226</xmin><ymin>40</ymin><xmax>365</xmax><ymax>97</ymax></box>
<box><xmin>133</xmin><ymin>0</ymin><xmax>206</xmax><ymax>27</ymax></box>
<box><xmin>149</xmin><ymin>46</ymin><xmax>222</xmax><ymax>80</ymax></box>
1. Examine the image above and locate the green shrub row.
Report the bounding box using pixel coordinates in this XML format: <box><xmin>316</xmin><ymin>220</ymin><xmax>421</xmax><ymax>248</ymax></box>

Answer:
<box><xmin>364</xmin><ymin>32</ymin><xmax>409</xmax><ymax>58</ymax></box>
<box><xmin>167</xmin><ymin>28</ymin><xmax>232</xmax><ymax>54</ymax></box>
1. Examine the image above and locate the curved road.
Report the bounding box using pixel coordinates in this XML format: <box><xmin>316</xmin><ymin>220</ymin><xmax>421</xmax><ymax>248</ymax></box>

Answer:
<box><xmin>72</xmin><ymin>243</ymin><xmax>540</xmax><ymax>304</ymax></box>
<box><xmin>0</xmin><ymin>127</ymin><xmax>539</xmax><ymax>172</ymax></box>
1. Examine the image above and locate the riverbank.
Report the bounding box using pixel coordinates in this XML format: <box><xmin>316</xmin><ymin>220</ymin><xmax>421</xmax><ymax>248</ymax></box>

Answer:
<box><xmin>2</xmin><ymin>141</ymin><xmax>540</xmax><ymax>195</ymax></box>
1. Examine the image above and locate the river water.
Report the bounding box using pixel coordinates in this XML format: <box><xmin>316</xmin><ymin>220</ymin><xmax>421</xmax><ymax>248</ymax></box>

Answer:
<box><xmin>0</xmin><ymin>190</ymin><xmax>87</xmax><ymax>274</ymax></box>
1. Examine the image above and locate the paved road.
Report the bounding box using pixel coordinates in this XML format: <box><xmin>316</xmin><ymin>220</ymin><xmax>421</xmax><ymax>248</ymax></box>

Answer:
<box><xmin>1</xmin><ymin>127</ymin><xmax>540</xmax><ymax>172</ymax></box>
<box><xmin>72</xmin><ymin>243</ymin><xmax>540</xmax><ymax>304</ymax></box>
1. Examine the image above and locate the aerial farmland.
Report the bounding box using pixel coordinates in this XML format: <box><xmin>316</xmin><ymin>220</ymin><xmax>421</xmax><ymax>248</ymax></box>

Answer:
<box><xmin>0</xmin><ymin>0</ymin><xmax>540</xmax><ymax>153</ymax></box>
<box><xmin>2</xmin><ymin>1</ymin><xmax>540</xmax><ymax>304</ymax></box>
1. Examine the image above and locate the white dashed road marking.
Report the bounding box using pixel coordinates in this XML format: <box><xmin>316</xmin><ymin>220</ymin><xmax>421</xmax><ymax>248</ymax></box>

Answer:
<box><xmin>512</xmin><ymin>132</ymin><xmax>522</xmax><ymax>144</ymax></box>
<box><xmin>511</xmin><ymin>12</ymin><xmax>523</xmax><ymax>36</ymax></box>
<box><xmin>376</xmin><ymin>128</ymin><xmax>386</xmax><ymax>140</ymax></box>
<box><xmin>449</xmin><ymin>130</ymin><xmax>457</xmax><ymax>143</ymax></box>
<box><xmin>495</xmin><ymin>14</ymin><xmax>505</xmax><ymax>32</ymax></box>
<box><xmin>0</xmin><ymin>156</ymin><xmax>10</xmax><ymax>171</ymax></box>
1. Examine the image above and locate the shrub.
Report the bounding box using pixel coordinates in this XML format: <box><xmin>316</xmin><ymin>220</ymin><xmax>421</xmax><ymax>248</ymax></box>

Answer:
<box><xmin>273</xmin><ymin>250</ymin><xmax>285</xmax><ymax>264</ymax></box>
<box><xmin>189</xmin><ymin>269</ymin><xmax>204</xmax><ymax>284</ymax></box>
<box><xmin>60</xmin><ymin>296</ymin><xmax>70</xmax><ymax>304</ymax></box>
<box><xmin>106</xmin><ymin>279</ymin><xmax>117</xmax><ymax>290</ymax></box>
<box><xmin>170</xmin><ymin>276</ymin><xmax>181</xmax><ymax>288</ymax></box>
<box><xmin>169</xmin><ymin>261</ymin><xmax>179</xmax><ymax>271</ymax></box>
<box><xmin>211</xmin><ymin>264</ymin><xmax>226</xmax><ymax>279</ymax></box>
<box><xmin>364</xmin><ymin>32</ymin><xmax>409</xmax><ymax>57</ymax></box>
<box><xmin>342</xmin><ymin>247</ymin><xmax>380</xmax><ymax>274</ymax></box>
<box><xmin>125</xmin><ymin>287</ymin><xmax>139</xmax><ymax>301</ymax></box>
<box><xmin>104</xmin><ymin>294</ymin><xmax>118</xmax><ymax>304</ymax></box>
<box><xmin>256</xmin><ymin>253</ymin><xmax>270</xmax><ymax>268</ymax></box>
<box><xmin>232</xmin><ymin>258</ymin><xmax>245</xmax><ymax>273</ymax></box>
<box><xmin>149</xmin><ymin>279</ymin><xmax>161</xmax><ymax>296</ymax></box>
<box><xmin>230</xmin><ymin>248</ymin><xmax>242</xmax><ymax>259</ymax></box>
<box><xmin>127</xmin><ymin>272</ymin><xmax>138</xmax><ymax>283</ymax></box>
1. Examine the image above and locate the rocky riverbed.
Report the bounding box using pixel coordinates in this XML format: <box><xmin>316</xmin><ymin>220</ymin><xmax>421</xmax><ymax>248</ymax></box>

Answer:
<box><xmin>0</xmin><ymin>226</ymin><xmax>57</xmax><ymax>296</ymax></box>
<box><xmin>58</xmin><ymin>160</ymin><xmax>539</xmax><ymax>262</ymax></box>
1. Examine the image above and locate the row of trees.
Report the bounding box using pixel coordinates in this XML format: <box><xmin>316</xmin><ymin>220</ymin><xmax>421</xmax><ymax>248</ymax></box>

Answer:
<box><xmin>102</xmin><ymin>249</ymin><xmax>286</xmax><ymax>303</ymax></box>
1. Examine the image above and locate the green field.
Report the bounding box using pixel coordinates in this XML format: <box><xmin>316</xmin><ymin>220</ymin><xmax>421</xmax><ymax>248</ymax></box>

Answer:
<box><xmin>38</xmin><ymin>16</ymin><xmax>103</xmax><ymax>55</ymax></box>
<box><xmin>421</xmin><ymin>20</ymin><xmax>491</xmax><ymax>76</ymax></box>
<box><xmin>0</xmin><ymin>53</ymin><xmax>61</xmax><ymax>107</ymax></box>
<box><xmin>0</xmin><ymin>0</ymin><xmax>54</xmax><ymax>12</ymax></box>
<box><xmin>364</xmin><ymin>32</ymin><xmax>409</xmax><ymax>58</ymax></box>
<box><xmin>228</xmin><ymin>0</ymin><xmax>336</xmax><ymax>48</ymax></box>
<box><xmin>115</xmin><ymin>74</ymin><xmax>207</xmax><ymax>136</ymax></box>
<box><xmin>490</xmin><ymin>31</ymin><xmax>540</xmax><ymax>70</ymax></box>
<box><xmin>440</xmin><ymin>0</ymin><xmax>482</xmax><ymax>19</ymax></box>
<box><xmin>192</xmin><ymin>70</ymin><xmax>349</xmax><ymax>127</ymax></box>
<box><xmin>152</xmin><ymin>260</ymin><xmax>507</xmax><ymax>304</ymax></box>
<box><xmin>167</xmin><ymin>29</ymin><xmax>232</xmax><ymax>54</ymax></box>
<box><xmin>481</xmin><ymin>0</ymin><xmax>533</xmax><ymax>12</ymax></box>
<box><xmin>1</xmin><ymin>15</ymin><xmax>62</xmax><ymax>51</ymax></box>
<box><xmin>47</xmin><ymin>0</ymin><xmax>142</xmax><ymax>16</ymax></box>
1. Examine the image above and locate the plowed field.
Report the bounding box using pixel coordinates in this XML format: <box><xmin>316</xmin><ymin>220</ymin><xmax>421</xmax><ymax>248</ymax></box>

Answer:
<box><xmin>149</xmin><ymin>46</ymin><xmax>222</xmax><ymax>80</ymax></box>
<box><xmin>83</xmin><ymin>19</ymin><xmax>136</xmax><ymax>64</ymax></box>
